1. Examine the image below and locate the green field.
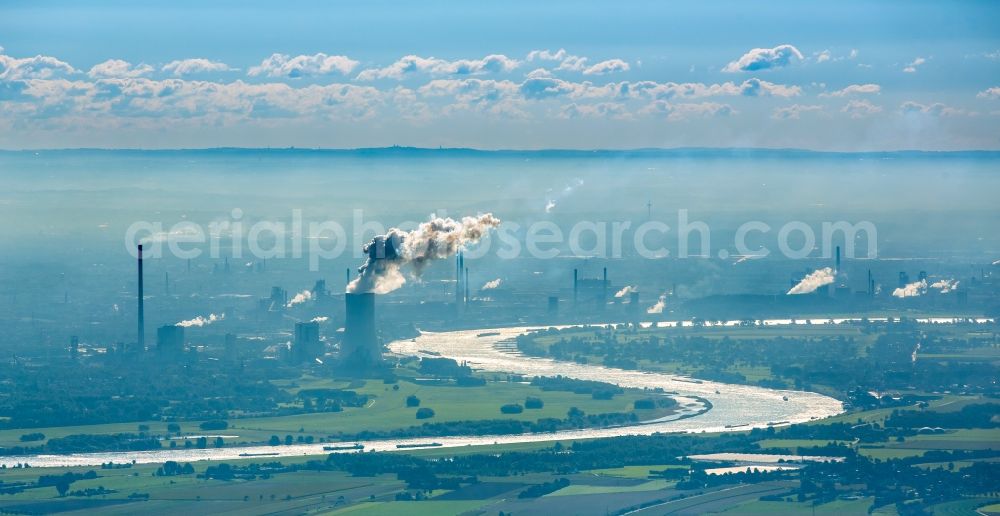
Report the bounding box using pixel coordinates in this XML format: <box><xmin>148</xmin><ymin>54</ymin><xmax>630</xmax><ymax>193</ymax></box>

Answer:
<box><xmin>0</xmin><ymin>376</ymin><xmax>668</xmax><ymax>449</ymax></box>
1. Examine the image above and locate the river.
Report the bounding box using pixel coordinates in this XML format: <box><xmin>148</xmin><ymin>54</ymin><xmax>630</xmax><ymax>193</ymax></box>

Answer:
<box><xmin>3</xmin><ymin>317</ymin><xmax>988</xmax><ymax>468</ymax></box>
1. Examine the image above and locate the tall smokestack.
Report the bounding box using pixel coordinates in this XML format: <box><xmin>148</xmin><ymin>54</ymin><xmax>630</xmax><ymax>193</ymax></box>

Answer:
<box><xmin>602</xmin><ymin>267</ymin><xmax>608</xmax><ymax>305</ymax></box>
<box><xmin>867</xmin><ymin>269</ymin><xmax>873</xmax><ymax>296</ymax></box>
<box><xmin>464</xmin><ymin>267</ymin><xmax>469</xmax><ymax>305</ymax></box>
<box><xmin>137</xmin><ymin>244</ymin><xmax>145</xmax><ymax>352</ymax></box>
<box><xmin>573</xmin><ymin>269</ymin><xmax>578</xmax><ymax>303</ymax></box>
<box><xmin>835</xmin><ymin>246</ymin><xmax>841</xmax><ymax>275</ymax></box>
<box><xmin>346</xmin><ymin>267</ymin><xmax>351</xmax><ymax>288</ymax></box>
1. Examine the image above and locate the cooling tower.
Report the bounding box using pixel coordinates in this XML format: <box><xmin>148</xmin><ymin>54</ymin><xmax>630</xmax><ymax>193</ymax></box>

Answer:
<box><xmin>343</xmin><ymin>292</ymin><xmax>380</xmax><ymax>367</ymax></box>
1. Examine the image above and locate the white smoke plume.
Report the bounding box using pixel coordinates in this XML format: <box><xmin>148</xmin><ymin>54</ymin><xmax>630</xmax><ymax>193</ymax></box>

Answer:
<box><xmin>347</xmin><ymin>213</ymin><xmax>501</xmax><ymax>294</ymax></box>
<box><xmin>892</xmin><ymin>279</ymin><xmax>927</xmax><ymax>298</ymax></box>
<box><xmin>615</xmin><ymin>285</ymin><xmax>637</xmax><ymax>298</ymax></box>
<box><xmin>646</xmin><ymin>294</ymin><xmax>667</xmax><ymax>314</ymax></box>
<box><xmin>311</xmin><ymin>316</ymin><xmax>329</xmax><ymax>323</ymax></box>
<box><xmin>481</xmin><ymin>278</ymin><xmax>502</xmax><ymax>290</ymax></box>
<box><xmin>543</xmin><ymin>178</ymin><xmax>584</xmax><ymax>213</ymax></box>
<box><xmin>929</xmin><ymin>279</ymin><xmax>959</xmax><ymax>293</ymax></box>
<box><xmin>787</xmin><ymin>267</ymin><xmax>835</xmax><ymax>295</ymax></box>
<box><xmin>286</xmin><ymin>289</ymin><xmax>313</xmax><ymax>307</ymax></box>
<box><xmin>176</xmin><ymin>313</ymin><xmax>224</xmax><ymax>327</ymax></box>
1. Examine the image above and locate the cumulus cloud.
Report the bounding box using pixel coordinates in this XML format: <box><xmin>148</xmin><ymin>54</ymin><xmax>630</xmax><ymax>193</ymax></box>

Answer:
<box><xmin>0</xmin><ymin>50</ymin><xmax>76</xmax><ymax>80</ymax></box>
<box><xmin>87</xmin><ymin>59</ymin><xmax>153</xmax><ymax>79</ymax></box>
<box><xmin>356</xmin><ymin>54</ymin><xmax>519</xmax><ymax>80</ymax></box>
<box><xmin>723</xmin><ymin>44</ymin><xmax>803</xmax><ymax>72</ymax></box>
<box><xmin>583</xmin><ymin>59</ymin><xmax>630</xmax><ymax>75</ymax></box>
<box><xmin>900</xmin><ymin>101</ymin><xmax>967</xmax><ymax>117</ymax></box>
<box><xmin>977</xmin><ymin>87</ymin><xmax>1000</xmax><ymax>99</ymax></box>
<box><xmin>819</xmin><ymin>83</ymin><xmax>881</xmax><ymax>97</ymax></box>
<box><xmin>903</xmin><ymin>57</ymin><xmax>926</xmax><ymax>73</ymax></box>
<box><xmin>841</xmin><ymin>99</ymin><xmax>883</xmax><ymax>118</ymax></box>
<box><xmin>661</xmin><ymin>102</ymin><xmax>735</xmax><ymax>121</ymax></box>
<box><xmin>249</xmin><ymin>53</ymin><xmax>358</xmax><ymax>78</ymax></box>
<box><xmin>162</xmin><ymin>58</ymin><xmax>233</xmax><ymax>76</ymax></box>
<box><xmin>771</xmin><ymin>104</ymin><xmax>823</xmax><ymax>120</ymax></box>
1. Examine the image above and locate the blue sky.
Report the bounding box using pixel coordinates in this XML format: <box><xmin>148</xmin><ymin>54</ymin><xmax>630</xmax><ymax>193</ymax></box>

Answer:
<box><xmin>1</xmin><ymin>0</ymin><xmax>998</xmax><ymax>150</ymax></box>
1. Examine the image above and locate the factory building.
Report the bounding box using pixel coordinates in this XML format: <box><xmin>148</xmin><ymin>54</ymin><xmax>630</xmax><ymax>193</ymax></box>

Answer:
<box><xmin>156</xmin><ymin>324</ymin><xmax>185</xmax><ymax>360</ymax></box>
<box><xmin>292</xmin><ymin>321</ymin><xmax>323</xmax><ymax>363</ymax></box>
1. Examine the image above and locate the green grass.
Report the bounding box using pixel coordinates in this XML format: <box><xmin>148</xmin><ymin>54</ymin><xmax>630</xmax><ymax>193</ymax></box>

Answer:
<box><xmin>757</xmin><ymin>439</ymin><xmax>847</xmax><ymax>450</ymax></box>
<box><xmin>926</xmin><ymin>497</ymin><xmax>1000</xmax><ymax>516</ymax></box>
<box><xmin>324</xmin><ymin>500</ymin><xmax>487</xmax><ymax>516</ymax></box>
<box><xmin>546</xmin><ymin>479</ymin><xmax>672</xmax><ymax>497</ymax></box>
<box><xmin>857</xmin><ymin>447</ymin><xmax>931</xmax><ymax>460</ymax></box>
<box><xmin>718</xmin><ymin>497</ymin><xmax>874</xmax><ymax>515</ymax></box>
<box><xmin>585</xmin><ymin>464</ymin><xmax>687</xmax><ymax>479</ymax></box>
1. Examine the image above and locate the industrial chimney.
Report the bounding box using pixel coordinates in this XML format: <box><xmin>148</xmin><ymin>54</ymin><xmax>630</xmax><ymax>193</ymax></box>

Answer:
<box><xmin>343</xmin><ymin>293</ymin><xmax>380</xmax><ymax>367</ymax></box>
<box><xmin>137</xmin><ymin>244</ymin><xmax>145</xmax><ymax>352</ymax></box>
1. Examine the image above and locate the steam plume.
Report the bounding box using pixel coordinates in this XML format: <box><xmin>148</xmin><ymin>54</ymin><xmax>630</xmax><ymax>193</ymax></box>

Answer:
<box><xmin>481</xmin><ymin>278</ymin><xmax>502</xmax><ymax>290</ymax></box>
<box><xmin>544</xmin><ymin>178</ymin><xmax>584</xmax><ymax>213</ymax></box>
<box><xmin>787</xmin><ymin>267</ymin><xmax>835</xmax><ymax>295</ymax></box>
<box><xmin>286</xmin><ymin>289</ymin><xmax>313</xmax><ymax>307</ymax></box>
<box><xmin>311</xmin><ymin>316</ymin><xmax>329</xmax><ymax>323</ymax></box>
<box><xmin>176</xmin><ymin>313</ymin><xmax>224</xmax><ymax>327</ymax></box>
<box><xmin>892</xmin><ymin>279</ymin><xmax>927</xmax><ymax>298</ymax></box>
<box><xmin>929</xmin><ymin>279</ymin><xmax>959</xmax><ymax>293</ymax></box>
<box><xmin>347</xmin><ymin>214</ymin><xmax>501</xmax><ymax>294</ymax></box>
<box><xmin>646</xmin><ymin>294</ymin><xmax>667</xmax><ymax>314</ymax></box>
<box><xmin>615</xmin><ymin>285</ymin><xmax>637</xmax><ymax>298</ymax></box>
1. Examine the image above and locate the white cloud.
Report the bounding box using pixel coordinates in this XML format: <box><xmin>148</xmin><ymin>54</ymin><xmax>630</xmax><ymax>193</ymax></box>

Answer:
<box><xmin>0</xmin><ymin>50</ymin><xmax>76</xmax><ymax>80</ymax></box>
<box><xmin>356</xmin><ymin>54</ymin><xmax>519</xmax><ymax>80</ymax></box>
<box><xmin>977</xmin><ymin>87</ymin><xmax>1000</xmax><ymax>99</ymax></box>
<box><xmin>526</xmin><ymin>49</ymin><xmax>568</xmax><ymax>62</ymax></box>
<box><xmin>900</xmin><ymin>101</ymin><xmax>967</xmax><ymax>117</ymax></box>
<box><xmin>772</xmin><ymin>104</ymin><xmax>823</xmax><ymax>120</ymax></box>
<box><xmin>841</xmin><ymin>99</ymin><xmax>882</xmax><ymax>118</ymax></box>
<box><xmin>652</xmin><ymin>102</ymin><xmax>735</xmax><ymax>121</ymax></box>
<box><xmin>249</xmin><ymin>53</ymin><xmax>358</xmax><ymax>78</ymax></box>
<box><xmin>559</xmin><ymin>102</ymin><xmax>630</xmax><ymax>119</ymax></box>
<box><xmin>628</xmin><ymin>78</ymin><xmax>800</xmax><ymax>99</ymax></box>
<box><xmin>582</xmin><ymin>59</ymin><xmax>630</xmax><ymax>75</ymax></box>
<box><xmin>162</xmin><ymin>58</ymin><xmax>233</xmax><ymax>76</ymax></box>
<box><xmin>819</xmin><ymin>83</ymin><xmax>881</xmax><ymax>97</ymax></box>
<box><xmin>87</xmin><ymin>59</ymin><xmax>153</xmax><ymax>79</ymax></box>
<box><xmin>903</xmin><ymin>57</ymin><xmax>926</xmax><ymax>73</ymax></box>
<box><xmin>815</xmin><ymin>50</ymin><xmax>832</xmax><ymax>63</ymax></box>
<box><xmin>723</xmin><ymin>44</ymin><xmax>803</xmax><ymax>73</ymax></box>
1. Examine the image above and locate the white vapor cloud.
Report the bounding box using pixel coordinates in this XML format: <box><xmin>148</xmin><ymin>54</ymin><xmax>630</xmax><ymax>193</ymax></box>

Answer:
<box><xmin>356</xmin><ymin>54</ymin><xmax>519</xmax><ymax>80</ymax></box>
<box><xmin>841</xmin><ymin>99</ymin><xmax>883</xmax><ymax>118</ymax></box>
<box><xmin>481</xmin><ymin>278</ymin><xmax>501</xmax><ymax>290</ymax></box>
<box><xmin>977</xmin><ymin>86</ymin><xmax>1000</xmax><ymax>99</ymax></box>
<box><xmin>772</xmin><ymin>104</ymin><xmax>823</xmax><ymax>120</ymax></box>
<box><xmin>900</xmin><ymin>101</ymin><xmax>967</xmax><ymax>117</ymax></box>
<box><xmin>929</xmin><ymin>279</ymin><xmax>959</xmax><ymax>293</ymax></box>
<box><xmin>903</xmin><ymin>57</ymin><xmax>926</xmax><ymax>73</ymax></box>
<box><xmin>646</xmin><ymin>294</ymin><xmax>667</xmax><ymax>314</ymax></box>
<box><xmin>583</xmin><ymin>59</ymin><xmax>630</xmax><ymax>75</ymax></box>
<box><xmin>163</xmin><ymin>58</ymin><xmax>233</xmax><ymax>76</ymax></box>
<box><xmin>311</xmin><ymin>316</ymin><xmax>329</xmax><ymax>323</ymax></box>
<box><xmin>615</xmin><ymin>285</ymin><xmax>637</xmax><ymax>298</ymax></box>
<box><xmin>893</xmin><ymin>279</ymin><xmax>926</xmax><ymax>298</ymax></box>
<box><xmin>177</xmin><ymin>313</ymin><xmax>224</xmax><ymax>327</ymax></box>
<box><xmin>0</xmin><ymin>50</ymin><xmax>76</xmax><ymax>80</ymax></box>
<box><xmin>88</xmin><ymin>59</ymin><xmax>154</xmax><ymax>79</ymax></box>
<box><xmin>249</xmin><ymin>53</ymin><xmax>359</xmax><ymax>78</ymax></box>
<box><xmin>787</xmin><ymin>267</ymin><xmax>834</xmax><ymax>295</ymax></box>
<box><xmin>723</xmin><ymin>44</ymin><xmax>803</xmax><ymax>73</ymax></box>
<box><xmin>286</xmin><ymin>289</ymin><xmax>313</xmax><ymax>307</ymax></box>
<box><xmin>819</xmin><ymin>83</ymin><xmax>881</xmax><ymax>97</ymax></box>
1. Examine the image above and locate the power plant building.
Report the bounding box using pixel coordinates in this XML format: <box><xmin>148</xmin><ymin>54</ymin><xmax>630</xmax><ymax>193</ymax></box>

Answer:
<box><xmin>293</xmin><ymin>321</ymin><xmax>323</xmax><ymax>363</ymax></box>
<box><xmin>156</xmin><ymin>324</ymin><xmax>185</xmax><ymax>360</ymax></box>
